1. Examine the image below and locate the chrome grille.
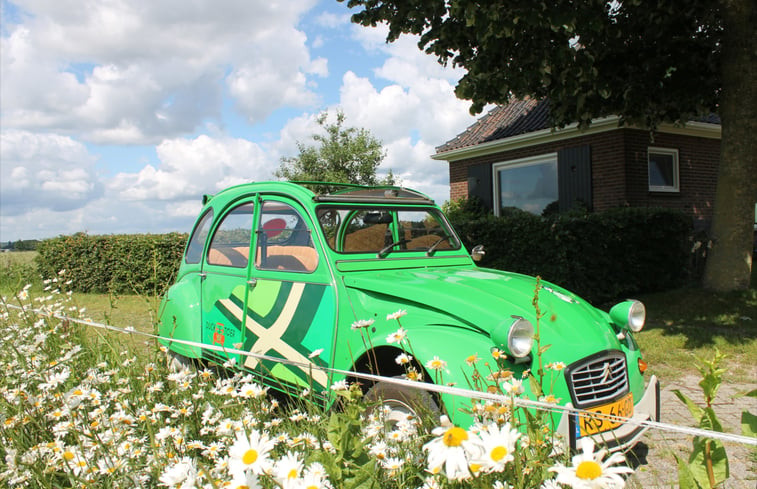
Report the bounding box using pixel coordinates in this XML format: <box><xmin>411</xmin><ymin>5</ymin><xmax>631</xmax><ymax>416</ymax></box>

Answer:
<box><xmin>568</xmin><ymin>352</ymin><xmax>629</xmax><ymax>407</ymax></box>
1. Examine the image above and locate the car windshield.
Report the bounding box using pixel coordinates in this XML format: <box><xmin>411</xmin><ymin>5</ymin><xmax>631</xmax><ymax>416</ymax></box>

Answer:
<box><xmin>317</xmin><ymin>206</ymin><xmax>461</xmax><ymax>255</ymax></box>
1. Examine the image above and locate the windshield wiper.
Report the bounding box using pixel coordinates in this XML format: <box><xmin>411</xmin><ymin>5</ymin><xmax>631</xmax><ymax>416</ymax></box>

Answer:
<box><xmin>376</xmin><ymin>238</ymin><xmax>409</xmax><ymax>258</ymax></box>
<box><xmin>425</xmin><ymin>236</ymin><xmax>450</xmax><ymax>256</ymax></box>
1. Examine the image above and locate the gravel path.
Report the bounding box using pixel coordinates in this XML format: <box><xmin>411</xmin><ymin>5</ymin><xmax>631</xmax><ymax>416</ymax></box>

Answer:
<box><xmin>625</xmin><ymin>375</ymin><xmax>756</xmax><ymax>489</ymax></box>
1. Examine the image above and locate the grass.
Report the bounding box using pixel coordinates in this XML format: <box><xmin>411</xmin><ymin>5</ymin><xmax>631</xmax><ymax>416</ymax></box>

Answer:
<box><xmin>635</xmin><ymin>287</ymin><xmax>757</xmax><ymax>382</ymax></box>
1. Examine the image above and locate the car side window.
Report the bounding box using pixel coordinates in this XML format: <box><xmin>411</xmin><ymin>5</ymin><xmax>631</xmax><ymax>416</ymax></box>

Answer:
<box><xmin>185</xmin><ymin>209</ymin><xmax>214</xmax><ymax>264</ymax></box>
<box><xmin>207</xmin><ymin>203</ymin><xmax>254</xmax><ymax>268</ymax></box>
<box><xmin>256</xmin><ymin>201</ymin><xmax>318</xmax><ymax>272</ymax></box>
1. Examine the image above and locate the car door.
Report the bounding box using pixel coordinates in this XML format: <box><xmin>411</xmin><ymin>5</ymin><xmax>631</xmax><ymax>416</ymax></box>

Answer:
<box><xmin>239</xmin><ymin>196</ymin><xmax>337</xmax><ymax>395</ymax></box>
<box><xmin>201</xmin><ymin>199</ymin><xmax>255</xmax><ymax>365</ymax></box>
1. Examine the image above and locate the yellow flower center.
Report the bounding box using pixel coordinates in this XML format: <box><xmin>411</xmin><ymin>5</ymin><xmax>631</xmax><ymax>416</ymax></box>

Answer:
<box><xmin>443</xmin><ymin>427</ymin><xmax>468</xmax><ymax>447</ymax></box>
<box><xmin>491</xmin><ymin>446</ymin><xmax>508</xmax><ymax>462</ymax></box>
<box><xmin>287</xmin><ymin>469</ymin><xmax>298</xmax><ymax>479</ymax></box>
<box><xmin>63</xmin><ymin>451</ymin><xmax>75</xmax><ymax>461</ymax></box>
<box><xmin>576</xmin><ymin>460</ymin><xmax>602</xmax><ymax>480</ymax></box>
<box><xmin>242</xmin><ymin>449</ymin><xmax>258</xmax><ymax>465</ymax></box>
<box><xmin>469</xmin><ymin>463</ymin><xmax>482</xmax><ymax>473</ymax></box>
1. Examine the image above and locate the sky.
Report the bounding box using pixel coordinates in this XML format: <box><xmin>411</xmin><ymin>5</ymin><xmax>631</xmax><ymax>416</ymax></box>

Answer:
<box><xmin>0</xmin><ymin>0</ymin><xmax>483</xmax><ymax>243</ymax></box>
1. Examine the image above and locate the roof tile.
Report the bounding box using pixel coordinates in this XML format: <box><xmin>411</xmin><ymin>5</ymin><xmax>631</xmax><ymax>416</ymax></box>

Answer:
<box><xmin>436</xmin><ymin>98</ymin><xmax>550</xmax><ymax>153</ymax></box>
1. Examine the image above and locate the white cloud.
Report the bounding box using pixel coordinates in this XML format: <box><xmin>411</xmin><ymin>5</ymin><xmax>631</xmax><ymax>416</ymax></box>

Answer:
<box><xmin>108</xmin><ymin>135</ymin><xmax>274</xmax><ymax>202</ymax></box>
<box><xmin>314</xmin><ymin>11</ymin><xmax>350</xmax><ymax>29</ymax></box>
<box><xmin>1</xmin><ymin>0</ymin><xmax>323</xmax><ymax>143</ymax></box>
<box><xmin>0</xmin><ymin>130</ymin><xmax>101</xmax><ymax>217</ymax></box>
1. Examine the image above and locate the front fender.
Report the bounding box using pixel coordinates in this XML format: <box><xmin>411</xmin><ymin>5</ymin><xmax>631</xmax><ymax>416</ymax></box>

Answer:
<box><xmin>382</xmin><ymin>324</ymin><xmax>527</xmax><ymax>428</ymax></box>
<box><xmin>158</xmin><ymin>274</ymin><xmax>204</xmax><ymax>358</ymax></box>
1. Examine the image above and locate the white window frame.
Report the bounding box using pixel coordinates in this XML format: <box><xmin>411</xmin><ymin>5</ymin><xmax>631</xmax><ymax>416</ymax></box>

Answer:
<box><xmin>492</xmin><ymin>153</ymin><xmax>558</xmax><ymax>216</ymax></box>
<box><xmin>648</xmin><ymin>147</ymin><xmax>680</xmax><ymax>193</ymax></box>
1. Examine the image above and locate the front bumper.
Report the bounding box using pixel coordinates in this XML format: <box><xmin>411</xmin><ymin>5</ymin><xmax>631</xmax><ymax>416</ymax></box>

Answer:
<box><xmin>556</xmin><ymin>375</ymin><xmax>660</xmax><ymax>452</ymax></box>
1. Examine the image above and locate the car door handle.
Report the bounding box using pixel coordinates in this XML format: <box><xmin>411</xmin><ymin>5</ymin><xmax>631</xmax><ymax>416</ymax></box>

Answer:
<box><xmin>247</xmin><ymin>278</ymin><xmax>257</xmax><ymax>288</ymax></box>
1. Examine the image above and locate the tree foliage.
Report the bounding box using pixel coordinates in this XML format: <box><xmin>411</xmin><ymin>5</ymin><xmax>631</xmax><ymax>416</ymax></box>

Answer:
<box><xmin>342</xmin><ymin>0</ymin><xmax>755</xmax><ymax>291</ymax></box>
<box><xmin>276</xmin><ymin>111</ymin><xmax>395</xmax><ymax>194</ymax></box>
<box><xmin>343</xmin><ymin>0</ymin><xmax>721</xmax><ymax>128</ymax></box>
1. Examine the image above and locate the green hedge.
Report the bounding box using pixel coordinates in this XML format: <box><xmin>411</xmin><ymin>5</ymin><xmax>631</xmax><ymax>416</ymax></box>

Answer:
<box><xmin>34</xmin><ymin>204</ymin><xmax>692</xmax><ymax>302</ymax></box>
<box><xmin>447</xmin><ymin>200</ymin><xmax>692</xmax><ymax>304</ymax></box>
<box><xmin>36</xmin><ymin>233</ymin><xmax>188</xmax><ymax>294</ymax></box>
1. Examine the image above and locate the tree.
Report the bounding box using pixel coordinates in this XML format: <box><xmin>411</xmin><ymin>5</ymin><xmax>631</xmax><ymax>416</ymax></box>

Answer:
<box><xmin>276</xmin><ymin>110</ymin><xmax>395</xmax><ymax>194</ymax></box>
<box><xmin>341</xmin><ymin>0</ymin><xmax>756</xmax><ymax>291</ymax></box>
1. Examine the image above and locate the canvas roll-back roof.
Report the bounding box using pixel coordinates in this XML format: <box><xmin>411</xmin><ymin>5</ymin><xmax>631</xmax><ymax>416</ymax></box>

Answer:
<box><xmin>202</xmin><ymin>181</ymin><xmax>435</xmax><ymax>206</ymax></box>
<box><xmin>313</xmin><ymin>186</ymin><xmax>434</xmax><ymax>204</ymax></box>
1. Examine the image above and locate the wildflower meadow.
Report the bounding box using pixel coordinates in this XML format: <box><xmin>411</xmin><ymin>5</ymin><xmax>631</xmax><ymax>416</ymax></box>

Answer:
<box><xmin>0</xmin><ymin>275</ymin><xmax>638</xmax><ymax>489</ymax></box>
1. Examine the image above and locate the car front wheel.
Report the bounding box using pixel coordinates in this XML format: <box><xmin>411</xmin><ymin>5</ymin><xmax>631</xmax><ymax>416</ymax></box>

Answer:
<box><xmin>365</xmin><ymin>377</ymin><xmax>440</xmax><ymax>426</ymax></box>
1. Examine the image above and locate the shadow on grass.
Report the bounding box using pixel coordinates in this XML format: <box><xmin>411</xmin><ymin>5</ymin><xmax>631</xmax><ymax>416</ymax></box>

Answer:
<box><xmin>635</xmin><ymin>286</ymin><xmax>757</xmax><ymax>349</ymax></box>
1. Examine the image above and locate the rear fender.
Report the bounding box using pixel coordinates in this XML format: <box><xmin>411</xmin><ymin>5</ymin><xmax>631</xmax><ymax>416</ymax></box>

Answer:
<box><xmin>158</xmin><ymin>275</ymin><xmax>204</xmax><ymax>358</ymax></box>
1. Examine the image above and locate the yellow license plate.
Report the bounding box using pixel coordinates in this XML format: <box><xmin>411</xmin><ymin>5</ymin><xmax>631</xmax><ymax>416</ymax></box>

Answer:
<box><xmin>578</xmin><ymin>392</ymin><xmax>634</xmax><ymax>437</ymax></box>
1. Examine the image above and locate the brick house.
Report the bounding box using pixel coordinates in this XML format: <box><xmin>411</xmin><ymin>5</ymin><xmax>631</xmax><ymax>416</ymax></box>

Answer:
<box><xmin>432</xmin><ymin>98</ymin><xmax>721</xmax><ymax>229</ymax></box>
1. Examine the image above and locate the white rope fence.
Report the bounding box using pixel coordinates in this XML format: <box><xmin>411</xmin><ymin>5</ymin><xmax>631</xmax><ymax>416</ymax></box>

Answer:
<box><xmin>5</xmin><ymin>303</ymin><xmax>756</xmax><ymax>447</ymax></box>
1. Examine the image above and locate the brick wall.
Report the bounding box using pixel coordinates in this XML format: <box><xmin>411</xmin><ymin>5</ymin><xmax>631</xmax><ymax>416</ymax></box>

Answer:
<box><xmin>622</xmin><ymin>129</ymin><xmax>720</xmax><ymax>226</ymax></box>
<box><xmin>446</xmin><ymin>128</ymin><xmax>720</xmax><ymax>224</ymax></box>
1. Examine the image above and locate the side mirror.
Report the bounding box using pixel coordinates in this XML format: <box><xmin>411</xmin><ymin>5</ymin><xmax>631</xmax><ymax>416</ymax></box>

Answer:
<box><xmin>471</xmin><ymin>244</ymin><xmax>485</xmax><ymax>262</ymax></box>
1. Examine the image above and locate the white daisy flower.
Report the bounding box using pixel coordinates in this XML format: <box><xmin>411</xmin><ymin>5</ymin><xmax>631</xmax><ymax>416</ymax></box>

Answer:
<box><xmin>227</xmin><ymin>466</ymin><xmax>260</xmax><ymax>489</ymax></box>
<box><xmin>351</xmin><ymin>318</ymin><xmax>375</xmax><ymax>330</ymax></box>
<box><xmin>228</xmin><ymin>429</ymin><xmax>276</xmax><ymax>475</ymax></box>
<box><xmin>549</xmin><ymin>437</ymin><xmax>633</xmax><ymax>489</ymax></box>
<box><xmin>386</xmin><ymin>309</ymin><xmax>407</xmax><ymax>320</ymax></box>
<box><xmin>547</xmin><ymin>361</ymin><xmax>566</xmax><ymax>371</ymax></box>
<box><xmin>159</xmin><ymin>456</ymin><xmax>198</xmax><ymax>488</ymax></box>
<box><xmin>299</xmin><ymin>462</ymin><xmax>334</xmax><ymax>489</ymax></box>
<box><xmin>386</xmin><ymin>327</ymin><xmax>407</xmax><ymax>344</ymax></box>
<box><xmin>395</xmin><ymin>352</ymin><xmax>413</xmax><ymax>365</ymax></box>
<box><xmin>470</xmin><ymin>422</ymin><xmax>520</xmax><ymax>473</ymax></box>
<box><xmin>330</xmin><ymin>380</ymin><xmax>350</xmax><ymax>391</ymax></box>
<box><xmin>501</xmin><ymin>379</ymin><xmax>524</xmax><ymax>396</ymax></box>
<box><xmin>380</xmin><ymin>456</ymin><xmax>405</xmax><ymax>474</ymax></box>
<box><xmin>423</xmin><ymin>417</ymin><xmax>481</xmax><ymax>481</ymax></box>
<box><xmin>274</xmin><ymin>451</ymin><xmax>304</xmax><ymax>488</ymax></box>
<box><xmin>425</xmin><ymin>356</ymin><xmax>447</xmax><ymax>371</ymax></box>
<box><xmin>238</xmin><ymin>382</ymin><xmax>267</xmax><ymax>399</ymax></box>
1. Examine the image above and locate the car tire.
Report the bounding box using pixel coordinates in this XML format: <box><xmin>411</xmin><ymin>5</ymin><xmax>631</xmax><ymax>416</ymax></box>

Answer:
<box><xmin>166</xmin><ymin>348</ymin><xmax>196</xmax><ymax>372</ymax></box>
<box><xmin>365</xmin><ymin>377</ymin><xmax>441</xmax><ymax>426</ymax></box>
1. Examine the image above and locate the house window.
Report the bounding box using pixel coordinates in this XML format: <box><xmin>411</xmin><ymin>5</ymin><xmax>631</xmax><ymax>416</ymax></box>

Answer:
<box><xmin>493</xmin><ymin>154</ymin><xmax>558</xmax><ymax>216</ymax></box>
<box><xmin>648</xmin><ymin>147</ymin><xmax>679</xmax><ymax>192</ymax></box>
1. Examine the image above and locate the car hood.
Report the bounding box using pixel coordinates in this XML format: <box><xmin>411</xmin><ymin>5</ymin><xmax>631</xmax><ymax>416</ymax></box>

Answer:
<box><xmin>342</xmin><ymin>266</ymin><xmax>620</xmax><ymax>362</ymax></box>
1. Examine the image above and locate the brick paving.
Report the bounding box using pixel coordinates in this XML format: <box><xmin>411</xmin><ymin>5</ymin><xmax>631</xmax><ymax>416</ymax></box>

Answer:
<box><xmin>625</xmin><ymin>375</ymin><xmax>757</xmax><ymax>489</ymax></box>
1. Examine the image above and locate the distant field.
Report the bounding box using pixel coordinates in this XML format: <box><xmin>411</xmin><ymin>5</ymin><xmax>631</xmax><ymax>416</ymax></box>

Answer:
<box><xmin>0</xmin><ymin>250</ymin><xmax>37</xmax><ymax>266</ymax></box>
<box><xmin>0</xmin><ymin>251</ymin><xmax>40</xmax><ymax>293</ymax></box>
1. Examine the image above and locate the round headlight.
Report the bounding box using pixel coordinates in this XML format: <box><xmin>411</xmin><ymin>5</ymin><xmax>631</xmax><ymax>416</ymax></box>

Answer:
<box><xmin>628</xmin><ymin>300</ymin><xmax>646</xmax><ymax>332</ymax></box>
<box><xmin>610</xmin><ymin>299</ymin><xmax>646</xmax><ymax>332</ymax></box>
<box><xmin>507</xmin><ymin>317</ymin><xmax>534</xmax><ymax>358</ymax></box>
